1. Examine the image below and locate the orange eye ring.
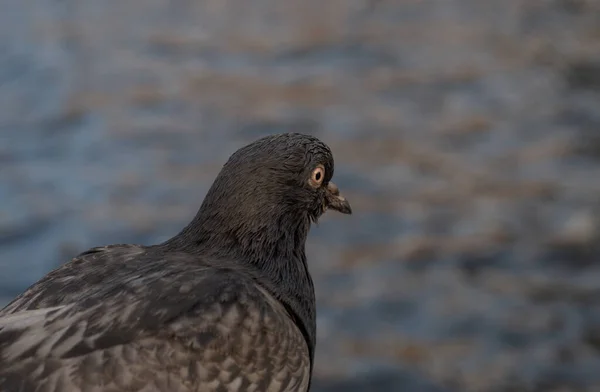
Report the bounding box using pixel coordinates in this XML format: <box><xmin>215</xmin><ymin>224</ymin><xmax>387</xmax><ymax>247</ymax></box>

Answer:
<box><xmin>309</xmin><ymin>165</ymin><xmax>325</xmax><ymax>188</ymax></box>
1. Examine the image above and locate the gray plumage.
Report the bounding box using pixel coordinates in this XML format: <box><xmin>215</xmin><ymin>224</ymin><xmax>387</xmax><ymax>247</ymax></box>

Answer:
<box><xmin>0</xmin><ymin>133</ymin><xmax>352</xmax><ymax>392</ymax></box>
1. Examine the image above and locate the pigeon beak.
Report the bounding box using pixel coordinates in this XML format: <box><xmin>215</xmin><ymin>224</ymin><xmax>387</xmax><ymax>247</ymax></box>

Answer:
<box><xmin>325</xmin><ymin>182</ymin><xmax>352</xmax><ymax>214</ymax></box>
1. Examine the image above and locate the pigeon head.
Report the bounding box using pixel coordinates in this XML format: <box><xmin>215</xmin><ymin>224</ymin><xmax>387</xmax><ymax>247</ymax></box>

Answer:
<box><xmin>171</xmin><ymin>133</ymin><xmax>351</xmax><ymax>261</ymax></box>
<box><xmin>212</xmin><ymin>132</ymin><xmax>352</xmax><ymax>222</ymax></box>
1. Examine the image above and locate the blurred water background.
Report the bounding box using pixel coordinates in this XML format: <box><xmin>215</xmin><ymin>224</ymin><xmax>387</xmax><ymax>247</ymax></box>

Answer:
<box><xmin>1</xmin><ymin>0</ymin><xmax>600</xmax><ymax>391</ymax></box>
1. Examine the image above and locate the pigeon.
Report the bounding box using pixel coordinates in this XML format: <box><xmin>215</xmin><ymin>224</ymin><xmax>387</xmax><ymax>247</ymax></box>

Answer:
<box><xmin>0</xmin><ymin>133</ymin><xmax>352</xmax><ymax>392</ymax></box>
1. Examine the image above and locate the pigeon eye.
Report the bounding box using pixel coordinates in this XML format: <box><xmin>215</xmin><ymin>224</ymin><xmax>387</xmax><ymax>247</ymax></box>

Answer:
<box><xmin>309</xmin><ymin>165</ymin><xmax>325</xmax><ymax>188</ymax></box>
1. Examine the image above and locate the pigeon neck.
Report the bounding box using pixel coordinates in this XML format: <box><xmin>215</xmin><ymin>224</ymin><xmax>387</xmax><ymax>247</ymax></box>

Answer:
<box><xmin>172</xmin><ymin>205</ymin><xmax>311</xmax><ymax>268</ymax></box>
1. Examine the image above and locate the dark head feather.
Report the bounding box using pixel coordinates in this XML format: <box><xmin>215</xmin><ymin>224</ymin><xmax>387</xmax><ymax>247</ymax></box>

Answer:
<box><xmin>167</xmin><ymin>133</ymin><xmax>348</xmax><ymax>260</ymax></box>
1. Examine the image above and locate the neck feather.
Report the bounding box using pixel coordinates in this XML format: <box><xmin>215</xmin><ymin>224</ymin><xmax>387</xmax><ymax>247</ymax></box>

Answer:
<box><xmin>162</xmin><ymin>201</ymin><xmax>317</xmax><ymax>362</ymax></box>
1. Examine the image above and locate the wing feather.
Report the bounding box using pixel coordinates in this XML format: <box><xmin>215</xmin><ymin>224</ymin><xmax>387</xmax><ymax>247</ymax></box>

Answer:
<box><xmin>0</xmin><ymin>247</ymin><xmax>310</xmax><ymax>392</ymax></box>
